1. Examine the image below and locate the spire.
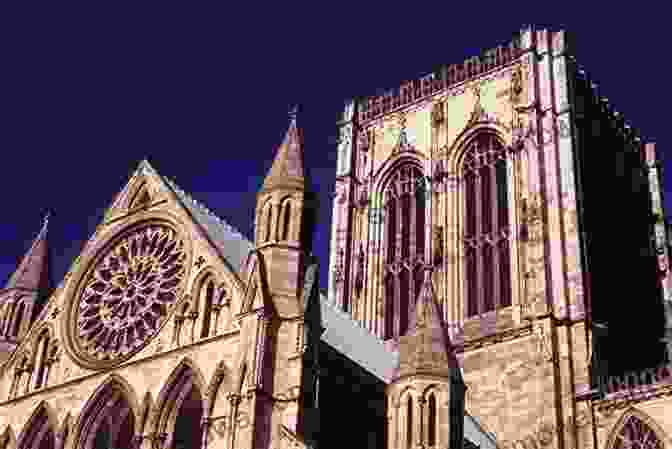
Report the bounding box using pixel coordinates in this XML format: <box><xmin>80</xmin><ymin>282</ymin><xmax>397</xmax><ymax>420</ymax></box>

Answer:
<box><xmin>395</xmin><ymin>266</ymin><xmax>460</xmax><ymax>380</ymax></box>
<box><xmin>261</xmin><ymin>106</ymin><xmax>306</xmax><ymax>192</ymax></box>
<box><xmin>4</xmin><ymin>212</ymin><xmax>52</xmax><ymax>292</ymax></box>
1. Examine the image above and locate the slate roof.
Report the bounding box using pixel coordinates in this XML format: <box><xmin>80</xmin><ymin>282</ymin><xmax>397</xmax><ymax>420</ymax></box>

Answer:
<box><xmin>159</xmin><ymin>172</ymin><xmax>255</xmax><ymax>276</ymax></box>
<box><xmin>318</xmin><ymin>294</ymin><xmax>398</xmax><ymax>383</ymax></box>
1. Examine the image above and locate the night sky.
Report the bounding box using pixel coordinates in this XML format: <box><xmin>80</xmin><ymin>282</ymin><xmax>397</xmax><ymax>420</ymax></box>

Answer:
<box><xmin>1</xmin><ymin>5</ymin><xmax>668</xmax><ymax>295</ymax></box>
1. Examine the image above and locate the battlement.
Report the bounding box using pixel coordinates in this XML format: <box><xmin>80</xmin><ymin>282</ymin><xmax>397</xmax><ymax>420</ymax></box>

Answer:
<box><xmin>574</xmin><ymin>66</ymin><xmax>645</xmax><ymax>151</ymax></box>
<box><xmin>351</xmin><ymin>26</ymin><xmax>573</xmax><ymax>125</ymax></box>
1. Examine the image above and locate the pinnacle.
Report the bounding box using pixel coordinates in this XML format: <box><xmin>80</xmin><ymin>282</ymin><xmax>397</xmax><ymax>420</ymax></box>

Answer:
<box><xmin>261</xmin><ymin>109</ymin><xmax>305</xmax><ymax>192</ymax></box>
<box><xmin>394</xmin><ymin>266</ymin><xmax>460</xmax><ymax>380</ymax></box>
<box><xmin>4</xmin><ymin>213</ymin><xmax>52</xmax><ymax>293</ymax></box>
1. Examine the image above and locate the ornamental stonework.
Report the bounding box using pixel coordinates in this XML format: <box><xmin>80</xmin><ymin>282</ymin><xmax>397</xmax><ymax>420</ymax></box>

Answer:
<box><xmin>66</xmin><ymin>223</ymin><xmax>189</xmax><ymax>369</ymax></box>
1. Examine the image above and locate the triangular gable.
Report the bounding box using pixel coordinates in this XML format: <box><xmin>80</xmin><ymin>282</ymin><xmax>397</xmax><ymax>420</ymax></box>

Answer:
<box><xmin>101</xmin><ymin>159</ymin><xmax>254</xmax><ymax>278</ymax></box>
<box><xmin>239</xmin><ymin>251</ymin><xmax>274</xmax><ymax>315</ymax></box>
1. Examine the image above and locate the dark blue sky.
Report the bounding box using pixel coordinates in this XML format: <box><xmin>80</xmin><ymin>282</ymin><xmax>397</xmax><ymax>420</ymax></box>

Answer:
<box><xmin>1</xmin><ymin>4</ymin><xmax>668</xmax><ymax>293</ymax></box>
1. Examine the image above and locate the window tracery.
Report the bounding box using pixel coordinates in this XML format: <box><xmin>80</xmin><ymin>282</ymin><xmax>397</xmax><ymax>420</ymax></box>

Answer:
<box><xmin>71</xmin><ymin>224</ymin><xmax>186</xmax><ymax>366</ymax></box>
<box><xmin>383</xmin><ymin>164</ymin><xmax>426</xmax><ymax>339</ymax></box>
<box><xmin>611</xmin><ymin>414</ymin><xmax>664</xmax><ymax>449</ymax></box>
<box><xmin>462</xmin><ymin>133</ymin><xmax>511</xmax><ymax>317</ymax></box>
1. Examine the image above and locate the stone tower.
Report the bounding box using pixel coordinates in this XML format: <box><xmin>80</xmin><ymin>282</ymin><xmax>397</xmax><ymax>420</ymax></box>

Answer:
<box><xmin>229</xmin><ymin>110</ymin><xmax>318</xmax><ymax>447</ymax></box>
<box><xmin>327</xmin><ymin>26</ymin><xmax>670</xmax><ymax>449</ymax></box>
<box><xmin>0</xmin><ymin>215</ymin><xmax>52</xmax><ymax>362</ymax></box>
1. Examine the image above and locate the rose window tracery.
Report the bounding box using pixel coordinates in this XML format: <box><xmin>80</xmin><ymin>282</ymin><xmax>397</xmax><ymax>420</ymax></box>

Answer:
<box><xmin>612</xmin><ymin>415</ymin><xmax>663</xmax><ymax>449</ymax></box>
<box><xmin>73</xmin><ymin>224</ymin><xmax>187</xmax><ymax>364</ymax></box>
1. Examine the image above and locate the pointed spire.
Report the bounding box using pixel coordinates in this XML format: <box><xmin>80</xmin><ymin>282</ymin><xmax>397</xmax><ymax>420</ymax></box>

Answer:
<box><xmin>261</xmin><ymin>106</ymin><xmax>306</xmax><ymax>192</ymax></box>
<box><xmin>395</xmin><ymin>266</ymin><xmax>460</xmax><ymax>380</ymax></box>
<box><xmin>4</xmin><ymin>212</ymin><xmax>52</xmax><ymax>292</ymax></box>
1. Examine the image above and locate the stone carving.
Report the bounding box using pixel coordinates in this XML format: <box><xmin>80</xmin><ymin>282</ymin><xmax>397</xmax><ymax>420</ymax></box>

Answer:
<box><xmin>510</xmin><ymin>65</ymin><xmax>523</xmax><ymax>104</ymax></box>
<box><xmin>70</xmin><ymin>224</ymin><xmax>187</xmax><ymax>366</ymax></box>
<box><xmin>534</xmin><ymin>323</ymin><xmax>553</xmax><ymax>363</ymax></box>
<box><xmin>432</xmin><ymin>101</ymin><xmax>445</xmax><ymax>125</ymax></box>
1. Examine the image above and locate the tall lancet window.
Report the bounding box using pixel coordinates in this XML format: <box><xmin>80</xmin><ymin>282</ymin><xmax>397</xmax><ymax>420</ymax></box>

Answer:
<box><xmin>463</xmin><ymin>133</ymin><xmax>511</xmax><ymax>318</ymax></box>
<box><xmin>383</xmin><ymin>164</ymin><xmax>426</xmax><ymax>339</ymax></box>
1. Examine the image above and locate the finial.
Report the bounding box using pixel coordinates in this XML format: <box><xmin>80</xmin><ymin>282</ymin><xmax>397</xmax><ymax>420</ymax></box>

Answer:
<box><xmin>41</xmin><ymin>210</ymin><xmax>51</xmax><ymax>232</ymax></box>
<box><xmin>288</xmin><ymin>104</ymin><xmax>300</xmax><ymax>123</ymax></box>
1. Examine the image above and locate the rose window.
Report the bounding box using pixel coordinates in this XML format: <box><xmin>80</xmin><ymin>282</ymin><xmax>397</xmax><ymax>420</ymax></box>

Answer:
<box><xmin>73</xmin><ymin>224</ymin><xmax>186</xmax><ymax>364</ymax></box>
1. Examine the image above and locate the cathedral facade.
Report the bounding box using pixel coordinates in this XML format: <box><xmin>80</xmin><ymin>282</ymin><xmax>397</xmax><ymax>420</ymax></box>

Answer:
<box><xmin>0</xmin><ymin>26</ymin><xmax>672</xmax><ymax>449</ymax></box>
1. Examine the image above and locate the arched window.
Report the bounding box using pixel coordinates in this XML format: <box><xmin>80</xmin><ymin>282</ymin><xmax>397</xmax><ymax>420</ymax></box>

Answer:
<box><xmin>463</xmin><ymin>133</ymin><xmax>511</xmax><ymax>317</ymax></box>
<box><xmin>428</xmin><ymin>393</ymin><xmax>437</xmax><ymax>446</ymax></box>
<box><xmin>261</xmin><ymin>203</ymin><xmax>273</xmax><ymax>242</ymax></box>
<box><xmin>17</xmin><ymin>403</ymin><xmax>55</xmax><ymax>449</ymax></box>
<box><xmin>383</xmin><ymin>164</ymin><xmax>426</xmax><ymax>339</ymax></box>
<box><xmin>280</xmin><ymin>200</ymin><xmax>292</xmax><ymax>241</ymax></box>
<box><xmin>75</xmin><ymin>378</ymin><xmax>135</xmax><ymax>449</ymax></box>
<box><xmin>406</xmin><ymin>396</ymin><xmax>414</xmax><ymax>449</ymax></box>
<box><xmin>33</xmin><ymin>330</ymin><xmax>51</xmax><ymax>389</ymax></box>
<box><xmin>11</xmin><ymin>302</ymin><xmax>25</xmax><ymax>338</ymax></box>
<box><xmin>200</xmin><ymin>278</ymin><xmax>216</xmax><ymax>338</ymax></box>
<box><xmin>611</xmin><ymin>414</ymin><xmax>664</xmax><ymax>449</ymax></box>
<box><xmin>155</xmin><ymin>362</ymin><xmax>205</xmax><ymax>449</ymax></box>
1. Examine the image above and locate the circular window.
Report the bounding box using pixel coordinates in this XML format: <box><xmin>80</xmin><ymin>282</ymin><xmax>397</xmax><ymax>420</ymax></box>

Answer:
<box><xmin>68</xmin><ymin>222</ymin><xmax>188</xmax><ymax>368</ymax></box>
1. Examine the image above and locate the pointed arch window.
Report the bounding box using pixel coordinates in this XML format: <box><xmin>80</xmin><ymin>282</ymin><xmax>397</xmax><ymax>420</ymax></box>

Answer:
<box><xmin>33</xmin><ymin>330</ymin><xmax>51</xmax><ymax>389</ymax></box>
<box><xmin>463</xmin><ymin>133</ymin><xmax>511</xmax><ymax>318</ymax></box>
<box><xmin>11</xmin><ymin>302</ymin><xmax>25</xmax><ymax>338</ymax></box>
<box><xmin>428</xmin><ymin>393</ymin><xmax>437</xmax><ymax>446</ymax></box>
<box><xmin>406</xmin><ymin>396</ymin><xmax>414</xmax><ymax>449</ymax></box>
<box><xmin>611</xmin><ymin>414</ymin><xmax>664</xmax><ymax>449</ymax></box>
<box><xmin>383</xmin><ymin>164</ymin><xmax>426</xmax><ymax>339</ymax></box>
<box><xmin>280</xmin><ymin>200</ymin><xmax>292</xmax><ymax>241</ymax></box>
<box><xmin>200</xmin><ymin>278</ymin><xmax>216</xmax><ymax>339</ymax></box>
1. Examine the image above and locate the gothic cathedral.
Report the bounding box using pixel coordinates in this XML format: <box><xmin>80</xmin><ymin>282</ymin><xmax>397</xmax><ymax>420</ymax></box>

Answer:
<box><xmin>1</xmin><ymin>26</ymin><xmax>672</xmax><ymax>449</ymax></box>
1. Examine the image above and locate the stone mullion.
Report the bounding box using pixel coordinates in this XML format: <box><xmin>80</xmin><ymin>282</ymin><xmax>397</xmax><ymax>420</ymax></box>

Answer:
<box><xmin>490</xmin><ymin>160</ymin><xmax>501</xmax><ymax>311</ymax></box>
<box><xmin>409</xmin><ymin>187</ymin><xmax>418</xmax><ymax>312</ymax></box>
<box><xmin>474</xmin><ymin>167</ymin><xmax>484</xmax><ymax>316</ymax></box>
<box><xmin>394</xmin><ymin>188</ymin><xmax>404</xmax><ymax>338</ymax></box>
<box><xmin>373</xmin><ymin>200</ymin><xmax>384</xmax><ymax>337</ymax></box>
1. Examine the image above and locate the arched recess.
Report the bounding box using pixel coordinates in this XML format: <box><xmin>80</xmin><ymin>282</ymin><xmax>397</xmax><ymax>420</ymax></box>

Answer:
<box><xmin>138</xmin><ymin>392</ymin><xmax>153</xmax><ymax>438</ymax></box>
<box><xmin>191</xmin><ymin>270</ymin><xmax>219</xmax><ymax>340</ymax></box>
<box><xmin>56</xmin><ymin>413</ymin><xmax>71</xmax><ymax>449</ymax></box>
<box><xmin>278</xmin><ymin>197</ymin><xmax>293</xmax><ymax>242</ymax></box>
<box><xmin>257</xmin><ymin>199</ymin><xmax>274</xmax><ymax>243</ymax></box>
<box><xmin>9</xmin><ymin>351</ymin><xmax>33</xmax><ymax>399</ymax></box>
<box><xmin>206</xmin><ymin>361</ymin><xmax>230</xmax><ymax>417</ymax></box>
<box><xmin>455</xmin><ymin>129</ymin><xmax>513</xmax><ymax>319</ymax></box>
<box><xmin>0</xmin><ymin>426</ymin><xmax>16</xmax><ymax>449</ymax></box>
<box><xmin>150</xmin><ymin>358</ymin><xmax>207</xmax><ymax>449</ymax></box>
<box><xmin>374</xmin><ymin>156</ymin><xmax>427</xmax><ymax>340</ymax></box>
<box><xmin>421</xmin><ymin>385</ymin><xmax>443</xmax><ymax>448</ymax></box>
<box><xmin>16</xmin><ymin>401</ymin><xmax>57</xmax><ymax>449</ymax></box>
<box><xmin>71</xmin><ymin>374</ymin><xmax>140</xmax><ymax>449</ymax></box>
<box><xmin>30</xmin><ymin>325</ymin><xmax>56</xmax><ymax>390</ymax></box>
<box><xmin>10</xmin><ymin>300</ymin><xmax>27</xmax><ymax>339</ymax></box>
<box><xmin>605</xmin><ymin>407</ymin><xmax>670</xmax><ymax>449</ymax></box>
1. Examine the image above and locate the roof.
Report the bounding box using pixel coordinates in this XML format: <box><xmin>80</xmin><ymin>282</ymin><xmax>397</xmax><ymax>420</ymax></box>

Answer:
<box><xmin>318</xmin><ymin>294</ymin><xmax>398</xmax><ymax>383</ymax></box>
<box><xmin>3</xmin><ymin>214</ymin><xmax>51</xmax><ymax>293</ymax></box>
<box><xmin>158</xmin><ymin>171</ymin><xmax>255</xmax><ymax>276</ymax></box>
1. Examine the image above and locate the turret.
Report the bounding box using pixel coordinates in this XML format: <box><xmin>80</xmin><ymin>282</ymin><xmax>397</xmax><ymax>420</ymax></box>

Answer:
<box><xmin>387</xmin><ymin>267</ymin><xmax>465</xmax><ymax>449</ymax></box>
<box><xmin>0</xmin><ymin>214</ymin><xmax>53</xmax><ymax>361</ymax></box>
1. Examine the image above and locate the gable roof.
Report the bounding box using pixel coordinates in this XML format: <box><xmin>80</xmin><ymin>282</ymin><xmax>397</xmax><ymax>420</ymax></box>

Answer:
<box><xmin>137</xmin><ymin>162</ymin><xmax>254</xmax><ymax>276</ymax></box>
<box><xmin>318</xmin><ymin>294</ymin><xmax>398</xmax><ymax>383</ymax></box>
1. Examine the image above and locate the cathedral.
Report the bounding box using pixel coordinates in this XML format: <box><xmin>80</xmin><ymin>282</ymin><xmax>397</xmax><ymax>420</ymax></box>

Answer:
<box><xmin>1</xmin><ymin>25</ymin><xmax>672</xmax><ymax>449</ymax></box>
